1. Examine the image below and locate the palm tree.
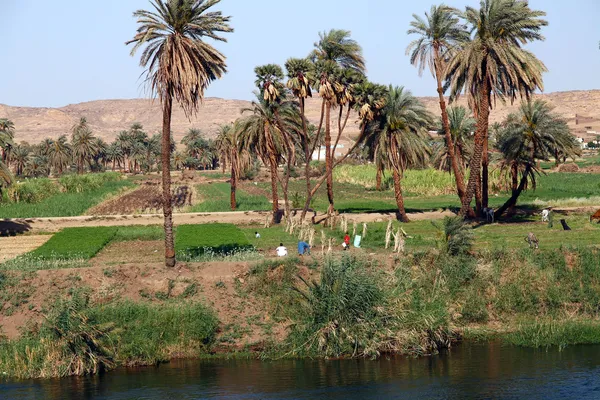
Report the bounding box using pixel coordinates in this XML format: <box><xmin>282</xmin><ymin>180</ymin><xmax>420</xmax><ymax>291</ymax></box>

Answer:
<box><xmin>215</xmin><ymin>123</ymin><xmax>249</xmax><ymax>210</ymax></box>
<box><xmin>48</xmin><ymin>135</ymin><xmax>72</xmax><ymax>175</ymax></box>
<box><xmin>24</xmin><ymin>155</ymin><xmax>50</xmax><ymax>178</ymax></box>
<box><xmin>432</xmin><ymin>105</ymin><xmax>474</xmax><ymax>172</ymax></box>
<box><xmin>71</xmin><ymin>127</ymin><xmax>99</xmax><ymax>174</ymax></box>
<box><xmin>311</xmin><ymin>29</ymin><xmax>365</xmax><ymax>216</ymax></box>
<box><xmin>127</xmin><ymin>0</ymin><xmax>232</xmax><ymax>267</ymax></box>
<box><xmin>116</xmin><ymin>131</ymin><xmax>133</xmax><ymax>171</ymax></box>
<box><xmin>407</xmin><ymin>4</ymin><xmax>469</xmax><ymax>204</ymax></box>
<box><xmin>365</xmin><ymin>86</ymin><xmax>433</xmax><ymax>222</ymax></box>
<box><xmin>11</xmin><ymin>144</ymin><xmax>29</xmax><ymax>177</ymax></box>
<box><xmin>0</xmin><ymin>118</ymin><xmax>15</xmax><ymax>168</ymax></box>
<box><xmin>255</xmin><ymin>63</ymin><xmax>302</xmax><ymax>218</ymax></box>
<box><xmin>494</xmin><ymin>99</ymin><xmax>578</xmax><ymax>218</ymax></box>
<box><xmin>236</xmin><ymin>96</ymin><xmax>286</xmax><ymax>223</ymax></box>
<box><xmin>445</xmin><ymin>0</ymin><xmax>547</xmax><ymax>217</ymax></box>
<box><xmin>106</xmin><ymin>142</ymin><xmax>124</xmax><ymax>171</ymax></box>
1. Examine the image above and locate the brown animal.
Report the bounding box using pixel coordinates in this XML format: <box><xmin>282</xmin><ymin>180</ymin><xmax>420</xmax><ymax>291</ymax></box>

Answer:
<box><xmin>525</xmin><ymin>232</ymin><xmax>539</xmax><ymax>249</ymax></box>
<box><xmin>590</xmin><ymin>209</ymin><xmax>600</xmax><ymax>223</ymax></box>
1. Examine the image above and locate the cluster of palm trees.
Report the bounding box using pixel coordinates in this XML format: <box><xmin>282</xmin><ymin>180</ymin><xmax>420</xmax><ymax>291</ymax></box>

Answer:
<box><xmin>124</xmin><ymin>0</ymin><xmax>578</xmax><ymax>267</ymax></box>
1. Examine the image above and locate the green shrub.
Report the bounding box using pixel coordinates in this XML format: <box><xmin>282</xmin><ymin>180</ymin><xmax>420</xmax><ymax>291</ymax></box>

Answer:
<box><xmin>175</xmin><ymin>223</ymin><xmax>253</xmax><ymax>259</ymax></box>
<box><xmin>59</xmin><ymin>172</ymin><xmax>122</xmax><ymax>193</ymax></box>
<box><xmin>7</xmin><ymin>178</ymin><xmax>60</xmax><ymax>203</ymax></box>
<box><xmin>29</xmin><ymin>227</ymin><xmax>118</xmax><ymax>260</ymax></box>
<box><xmin>433</xmin><ymin>216</ymin><xmax>474</xmax><ymax>256</ymax></box>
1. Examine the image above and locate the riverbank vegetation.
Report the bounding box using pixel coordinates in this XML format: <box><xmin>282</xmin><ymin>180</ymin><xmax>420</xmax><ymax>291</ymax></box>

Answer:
<box><xmin>4</xmin><ymin>246</ymin><xmax>600</xmax><ymax>379</ymax></box>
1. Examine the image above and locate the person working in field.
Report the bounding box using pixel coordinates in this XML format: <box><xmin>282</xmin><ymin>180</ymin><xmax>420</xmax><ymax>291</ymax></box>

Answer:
<box><xmin>255</xmin><ymin>231</ymin><xmax>261</xmax><ymax>238</ymax></box>
<box><xmin>342</xmin><ymin>233</ymin><xmax>351</xmax><ymax>250</ymax></box>
<box><xmin>276</xmin><ymin>243</ymin><xmax>288</xmax><ymax>257</ymax></box>
<box><xmin>298</xmin><ymin>241</ymin><xmax>310</xmax><ymax>256</ymax></box>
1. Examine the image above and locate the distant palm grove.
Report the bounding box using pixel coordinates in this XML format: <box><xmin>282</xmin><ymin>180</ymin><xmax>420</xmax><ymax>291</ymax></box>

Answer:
<box><xmin>0</xmin><ymin>0</ymin><xmax>582</xmax><ymax>267</ymax></box>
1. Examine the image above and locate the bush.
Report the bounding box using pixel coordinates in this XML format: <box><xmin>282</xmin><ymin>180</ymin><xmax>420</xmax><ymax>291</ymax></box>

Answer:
<box><xmin>59</xmin><ymin>172</ymin><xmax>122</xmax><ymax>193</ymax></box>
<box><xmin>29</xmin><ymin>227</ymin><xmax>118</xmax><ymax>260</ymax></box>
<box><xmin>175</xmin><ymin>223</ymin><xmax>253</xmax><ymax>259</ymax></box>
<box><xmin>291</xmin><ymin>255</ymin><xmax>386</xmax><ymax>357</ymax></box>
<box><xmin>433</xmin><ymin>216</ymin><xmax>474</xmax><ymax>256</ymax></box>
<box><xmin>7</xmin><ymin>178</ymin><xmax>60</xmax><ymax>203</ymax></box>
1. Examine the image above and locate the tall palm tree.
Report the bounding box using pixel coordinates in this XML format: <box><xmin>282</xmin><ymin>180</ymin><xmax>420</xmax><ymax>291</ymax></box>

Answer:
<box><xmin>48</xmin><ymin>135</ymin><xmax>72</xmax><ymax>175</ymax></box>
<box><xmin>116</xmin><ymin>131</ymin><xmax>133</xmax><ymax>171</ymax></box>
<box><xmin>494</xmin><ymin>99</ymin><xmax>578</xmax><ymax>218</ymax></box>
<box><xmin>285</xmin><ymin>57</ymin><xmax>316</xmax><ymax>218</ymax></box>
<box><xmin>236</xmin><ymin>96</ymin><xmax>286</xmax><ymax>223</ymax></box>
<box><xmin>311</xmin><ymin>30</ymin><xmax>365</xmax><ymax>216</ymax></box>
<box><xmin>366</xmin><ymin>86</ymin><xmax>433</xmax><ymax>222</ymax></box>
<box><xmin>255</xmin><ymin>63</ymin><xmax>301</xmax><ymax>218</ymax></box>
<box><xmin>127</xmin><ymin>0</ymin><xmax>232</xmax><ymax>267</ymax></box>
<box><xmin>445</xmin><ymin>0</ymin><xmax>547</xmax><ymax>217</ymax></box>
<box><xmin>432</xmin><ymin>105</ymin><xmax>474</xmax><ymax>172</ymax></box>
<box><xmin>215</xmin><ymin>123</ymin><xmax>250</xmax><ymax>210</ymax></box>
<box><xmin>407</xmin><ymin>4</ymin><xmax>469</xmax><ymax>204</ymax></box>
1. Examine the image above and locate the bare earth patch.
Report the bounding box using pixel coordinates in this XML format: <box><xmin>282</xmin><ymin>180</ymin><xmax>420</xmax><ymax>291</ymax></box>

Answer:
<box><xmin>0</xmin><ymin>261</ymin><xmax>290</xmax><ymax>349</ymax></box>
<box><xmin>0</xmin><ymin>235</ymin><xmax>52</xmax><ymax>263</ymax></box>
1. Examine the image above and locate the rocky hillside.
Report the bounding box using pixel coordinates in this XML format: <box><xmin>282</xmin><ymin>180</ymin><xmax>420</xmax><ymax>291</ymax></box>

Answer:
<box><xmin>1</xmin><ymin>90</ymin><xmax>599</xmax><ymax>144</ymax></box>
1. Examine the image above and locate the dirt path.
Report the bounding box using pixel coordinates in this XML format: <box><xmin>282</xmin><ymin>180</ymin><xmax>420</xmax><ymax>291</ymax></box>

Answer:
<box><xmin>3</xmin><ymin>210</ymin><xmax>457</xmax><ymax>233</ymax></box>
<box><xmin>0</xmin><ymin>235</ymin><xmax>51</xmax><ymax>263</ymax></box>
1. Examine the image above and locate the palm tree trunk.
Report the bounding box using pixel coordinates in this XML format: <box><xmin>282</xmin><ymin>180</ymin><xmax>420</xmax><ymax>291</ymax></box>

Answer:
<box><xmin>161</xmin><ymin>93</ymin><xmax>176</xmax><ymax>268</ymax></box>
<box><xmin>376</xmin><ymin>167</ymin><xmax>382</xmax><ymax>191</ymax></box>
<box><xmin>301</xmin><ymin>98</ymin><xmax>312</xmax><ymax>221</ymax></box>
<box><xmin>482</xmin><ymin>133</ymin><xmax>489</xmax><ymax>208</ymax></box>
<box><xmin>393</xmin><ymin>168</ymin><xmax>409</xmax><ymax>222</ymax></box>
<box><xmin>434</xmin><ymin>52</ymin><xmax>466</xmax><ymax>202</ymax></box>
<box><xmin>460</xmin><ymin>80</ymin><xmax>490</xmax><ymax>218</ymax></box>
<box><xmin>325</xmin><ymin>102</ymin><xmax>334</xmax><ymax>216</ymax></box>
<box><xmin>230</xmin><ymin>150</ymin><xmax>237</xmax><ymax>211</ymax></box>
<box><xmin>508</xmin><ymin>162</ymin><xmax>518</xmax><ymax>215</ymax></box>
<box><xmin>495</xmin><ymin>165</ymin><xmax>531</xmax><ymax>219</ymax></box>
<box><xmin>475</xmin><ymin>169</ymin><xmax>482</xmax><ymax>215</ymax></box>
<box><xmin>269</xmin><ymin>156</ymin><xmax>279</xmax><ymax>223</ymax></box>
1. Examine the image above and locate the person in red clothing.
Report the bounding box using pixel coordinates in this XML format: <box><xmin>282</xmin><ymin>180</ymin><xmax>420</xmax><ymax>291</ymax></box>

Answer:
<box><xmin>343</xmin><ymin>233</ymin><xmax>350</xmax><ymax>250</ymax></box>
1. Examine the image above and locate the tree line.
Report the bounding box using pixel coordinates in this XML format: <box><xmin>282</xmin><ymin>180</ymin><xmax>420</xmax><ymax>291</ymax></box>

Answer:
<box><xmin>0</xmin><ymin>117</ymin><xmax>230</xmax><ymax>182</ymax></box>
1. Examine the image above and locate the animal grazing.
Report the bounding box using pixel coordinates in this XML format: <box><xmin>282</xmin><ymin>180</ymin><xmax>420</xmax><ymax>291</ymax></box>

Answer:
<box><xmin>483</xmin><ymin>207</ymin><xmax>494</xmax><ymax>223</ymax></box>
<box><xmin>525</xmin><ymin>232</ymin><xmax>539</xmax><ymax>249</ymax></box>
<box><xmin>590</xmin><ymin>209</ymin><xmax>600</xmax><ymax>223</ymax></box>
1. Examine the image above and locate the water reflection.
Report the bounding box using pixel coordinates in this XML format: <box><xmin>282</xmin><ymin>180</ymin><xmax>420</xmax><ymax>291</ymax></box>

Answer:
<box><xmin>3</xmin><ymin>342</ymin><xmax>600</xmax><ymax>399</ymax></box>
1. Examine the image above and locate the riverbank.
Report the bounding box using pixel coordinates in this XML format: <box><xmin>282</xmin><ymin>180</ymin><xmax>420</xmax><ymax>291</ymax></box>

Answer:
<box><xmin>3</xmin><ymin>246</ymin><xmax>600</xmax><ymax>380</ymax></box>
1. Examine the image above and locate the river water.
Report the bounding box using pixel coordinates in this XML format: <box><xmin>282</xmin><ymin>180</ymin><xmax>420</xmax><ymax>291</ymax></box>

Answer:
<box><xmin>3</xmin><ymin>342</ymin><xmax>600</xmax><ymax>399</ymax></box>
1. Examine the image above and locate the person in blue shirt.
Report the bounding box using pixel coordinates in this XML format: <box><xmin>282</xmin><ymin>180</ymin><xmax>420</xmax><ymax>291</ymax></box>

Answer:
<box><xmin>298</xmin><ymin>241</ymin><xmax>311</xmax><ymax>256</ymax></box>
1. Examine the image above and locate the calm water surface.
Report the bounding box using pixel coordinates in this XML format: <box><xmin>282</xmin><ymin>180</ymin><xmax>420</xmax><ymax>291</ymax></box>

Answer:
<box><xmin>3</xmin><ymin>342</ymin><xmax>600</xmax><ymax>399</ymax></box>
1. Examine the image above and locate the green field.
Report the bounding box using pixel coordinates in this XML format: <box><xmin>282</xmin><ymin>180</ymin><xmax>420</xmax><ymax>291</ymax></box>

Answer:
<box><xmin>191</xmin><ymin>182</ymin><xmax>271</xmax><ymax>212</ymax></box>
<box><xmin>250</xmin><ymin>169</ymin><xmax>600</xmax><ymax>213</ymax></box>
<box><xmin>175</xmin><ymin>223</ymin><xmax>254</xmax><ymax>259</ymax></box>
<box><xmin>0</xmin><ymin>178</ymin><xmax>134</xmax><ymax>218</ymax></box>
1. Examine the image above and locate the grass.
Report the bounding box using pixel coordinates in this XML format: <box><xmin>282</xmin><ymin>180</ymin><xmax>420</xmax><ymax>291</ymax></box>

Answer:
<box><xmin>191</xmin><ymin>182</ymin><xmax>270</xmax><ymax>212</ymax></box>
<box><xmin>0</xmin><ymin>179</ymin><xmax>134</xmax><ymax>218</ymax></box>
<box><xmin>175</xmin><ymin>223</ymin><xmax>254</xmax><ymax>259</ymax></box>
<box><xmin>29</xmin><ymin>227</ymin><xmax>118</xmax><ymax>260</ymax></box>
<box><xmin>112</xmin><ymin>225</ymin><xmax>164</xmax><ymax>242</ymax></box>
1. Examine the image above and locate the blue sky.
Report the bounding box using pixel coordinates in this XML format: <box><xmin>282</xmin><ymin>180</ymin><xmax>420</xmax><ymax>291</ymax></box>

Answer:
<box><xmin>1</xmin><ymin>0</ymin><xmax>599</xmax><ymax>107</ymax></box>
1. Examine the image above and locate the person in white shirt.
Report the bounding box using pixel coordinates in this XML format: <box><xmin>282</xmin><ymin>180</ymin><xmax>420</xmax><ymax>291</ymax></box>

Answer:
<box><xmin>255</xmin><ymin>231</ymin><xmax>261</xmax><ymax>238</ymax></box>
<box><xmin>276</xmin><ymin>243</ymin><xmax>288</xmax><ymax>257</ymax></box>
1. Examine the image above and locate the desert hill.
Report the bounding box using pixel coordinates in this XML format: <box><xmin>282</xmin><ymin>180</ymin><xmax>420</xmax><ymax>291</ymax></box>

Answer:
<box><xmin>1</xmin><ymin>90</ymin><xmax>599</xmax><ymax>145</ymax></box>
